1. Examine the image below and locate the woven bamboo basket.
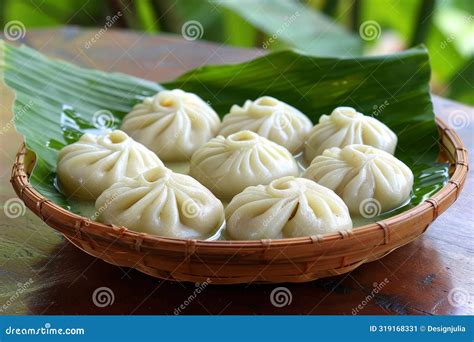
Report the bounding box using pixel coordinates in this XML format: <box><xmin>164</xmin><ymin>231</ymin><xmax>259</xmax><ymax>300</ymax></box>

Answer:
<box><xmin>10</xmin><ymin>117</ymin><xmax>468</xmax><ymax>284</ymax></box>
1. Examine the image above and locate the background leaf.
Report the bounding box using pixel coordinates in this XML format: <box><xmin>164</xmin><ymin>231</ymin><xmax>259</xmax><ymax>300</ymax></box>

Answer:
<box><xmin>1</xmin><ymin>41</ymin><xmax>447</xmax><ymax>222</ymax></box>
<box><xmin>215</xmin><ymin>0</ymin><xmax>362</xmax><ymax>56</ymax></box>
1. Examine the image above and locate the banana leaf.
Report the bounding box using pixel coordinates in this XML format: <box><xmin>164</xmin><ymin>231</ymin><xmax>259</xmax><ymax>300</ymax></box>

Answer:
<box><xmin>0</xmin><ymin>40</ymin><xmax>447</xmax><ymax>222</ymax></box>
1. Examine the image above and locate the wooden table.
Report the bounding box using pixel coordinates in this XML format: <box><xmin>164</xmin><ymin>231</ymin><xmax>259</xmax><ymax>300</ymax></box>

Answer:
<box><xmin>0</xmin><ymin>28</ymin><xmax>472</xmax><ymax>315</ymax></box>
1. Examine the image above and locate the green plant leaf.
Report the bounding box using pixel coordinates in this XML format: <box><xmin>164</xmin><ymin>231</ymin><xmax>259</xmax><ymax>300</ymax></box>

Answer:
<box><xmin>135</xmin><ymin>0</ymin><xmax>160</xmax><ymax>33</ymax></box>
<box><xmin>215</xmin><ymin>0</ymin><xmax>362</xmax><ymax>56</ymax></box>
<box><xmin>360</xmin><ymin>0</ymin><xmax>420</xmax><ymax>44</ymax></box>
<box><xmin>1</xmin><ymin>40</ymin><xmax>447</xmax><ymax>223</ymax></box>
<box><xmin>447</xmin><ymin>58</ymin><xmax>474</xmax><ymax>105</ymax></box>
<box><xmin>426</xmin><ymin>25</ymin><xmax>466</xmax><ymax>83</ymax></box>
<box><xmin>222</xmin><ymin>7</ymin><xmax>258</xmax><ymax>47</ymax></box>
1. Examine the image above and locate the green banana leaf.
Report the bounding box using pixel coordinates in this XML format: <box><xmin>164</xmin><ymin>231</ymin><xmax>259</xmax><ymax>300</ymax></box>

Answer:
<box><xmin>0</xmin><ymin>40</ymin><xmax>447</xmax><ymax>223</ymax></box>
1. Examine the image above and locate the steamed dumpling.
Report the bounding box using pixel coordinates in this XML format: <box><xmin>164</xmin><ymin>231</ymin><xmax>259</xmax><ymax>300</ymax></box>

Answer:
<box><xmin>219</xmin><ymin>96</ymin><xmax>313</xmax><ymax>154</ymax></box>
<box><xmin>226</xmin><ymin>176</ymin><xmax>352</xmax><ymax>240</ymax></box>
<box><xmin>96</xmin><ymin>167</ymin><xmax>224</xmax><ymax>239</ymax></box>
<box><xmin>121</xmin><ymin>89</ymin><xmax>220</xmax><ymax>162</ymax></box>
<box><xmin>57</xmin><ymin>130</ymin><xmax>163</xmax><ymax>200</ymax></box>
<box><xmin>189</xmin><ymin>130</ymin><xmax>299</xmax><ymax>200</ymax></box>
<box><xmin>304</xmin><ymin>106</ymin><xmax>397</xmax><ymax>164</ymax></box>
<box><xmin>303</xmin><ymin>144</ymin><xmax>413</xmax><ymax>215</ymax></box>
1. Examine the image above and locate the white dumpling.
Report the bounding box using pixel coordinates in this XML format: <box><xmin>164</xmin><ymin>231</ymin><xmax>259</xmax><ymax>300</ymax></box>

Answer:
<box><xmin>189</xmin><ymin>130</ymin><xmax>299</xmax><ymax>200</ymax></box>
<box><xmin>304</xmin><ymin>106</ymin><xmax>397</xmax><ymax>164</ymax></box>
<box><xmin>303</xmin><ymin>144</ymin><xmax>413</xmax><ymax>215</ymax></box>
<box><xmin>219</xmin><ymin>96</ymin><xmax>313</xmax><ymax>154</ymax></box>
<box><xmin>120</xmin><ymin>89</ymin><xmax>220</xmax><ymax>162</ymax></box>
<box><xmin>226</xmin><ymin>176</ymin><xmax>352</xmax><ymax>240</ymax></box>
<box><xmin>96</xmin><ymin>167</ymin><xmax>224</xmax><ymax>239</ymax></box>
<box><xmin>57</xmin><ymin>130</ymin><xmax>163</xmax><ymax>200</ymax></box>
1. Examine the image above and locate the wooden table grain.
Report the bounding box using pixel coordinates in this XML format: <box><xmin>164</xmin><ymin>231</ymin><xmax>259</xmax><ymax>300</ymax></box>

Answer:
<box><xmin>0</xmin><ymin>27</ymin><xmax>472</xmax><ymax>315</ymax></box>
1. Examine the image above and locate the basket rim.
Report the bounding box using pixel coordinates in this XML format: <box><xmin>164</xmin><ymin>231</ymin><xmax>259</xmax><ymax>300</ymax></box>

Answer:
<box><xmin>10</xmin><ymin>116</ymin><xmax>469</xmax><ymax>249</ymax></box>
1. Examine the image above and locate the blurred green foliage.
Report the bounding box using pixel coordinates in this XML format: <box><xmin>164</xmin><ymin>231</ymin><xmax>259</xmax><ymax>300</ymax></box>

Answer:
<box><xmin>2</xmin><ymin>0</ymin><xmax>472</xmax><ymax>104</ymax></box>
